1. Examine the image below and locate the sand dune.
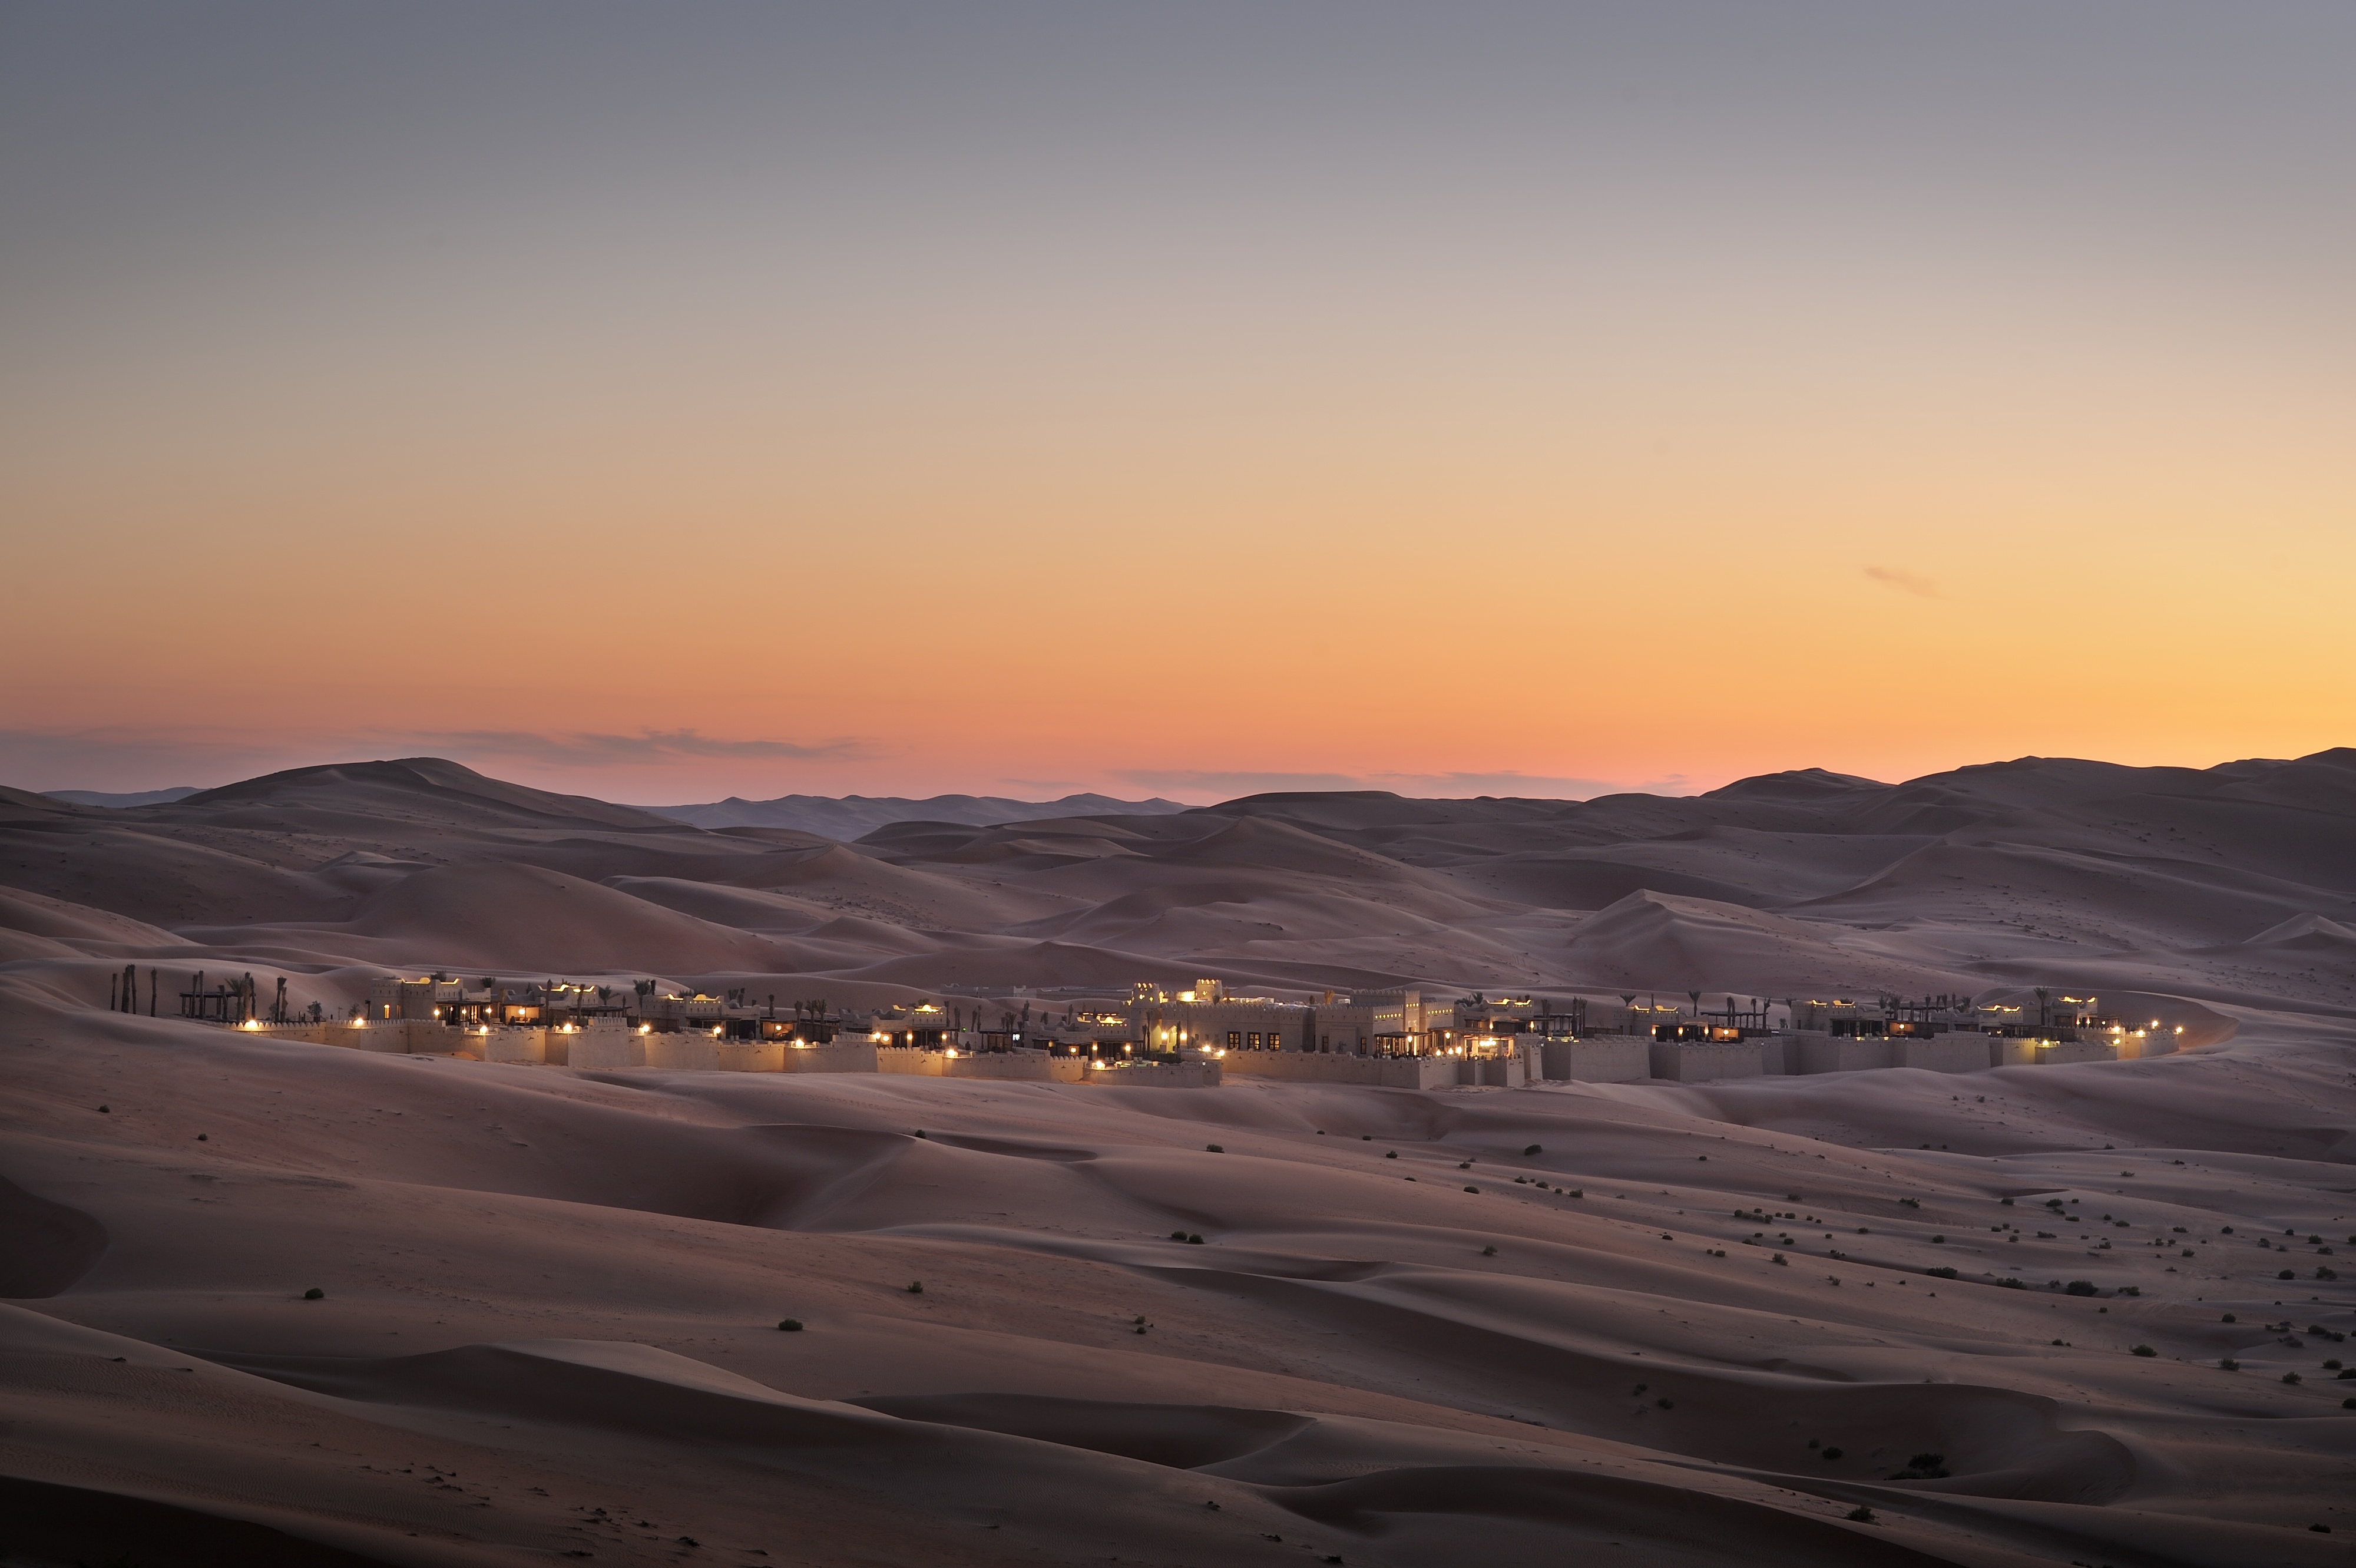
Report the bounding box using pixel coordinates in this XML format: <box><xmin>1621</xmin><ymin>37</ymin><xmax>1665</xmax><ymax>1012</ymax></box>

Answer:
<box><xmin>4</xmin><ymin>750</ymin><xmax>2354</xmax><ymax>1563</ymax></box>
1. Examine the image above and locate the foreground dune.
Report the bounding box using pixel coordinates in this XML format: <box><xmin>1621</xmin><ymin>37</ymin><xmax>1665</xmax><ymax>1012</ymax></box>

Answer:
<box><xmin>2</xmin><ymin>755</ymin><xmax>2353</xmax><ymax>1564</ymax></box>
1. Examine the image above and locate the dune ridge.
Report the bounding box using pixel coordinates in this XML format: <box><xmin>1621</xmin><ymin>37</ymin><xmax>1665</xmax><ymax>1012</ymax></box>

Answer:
<box><xmin>2</xmin><ymin>750</ymin><xmax>2352</xmax><ymax>1564</ymax></box>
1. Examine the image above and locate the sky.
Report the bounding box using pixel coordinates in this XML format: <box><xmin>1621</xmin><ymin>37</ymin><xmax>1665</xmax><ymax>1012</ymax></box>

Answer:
<box><xmin>4</xmin><ymin>2</ymin><xmax>2350</xmax><ymax>805</ymax></box>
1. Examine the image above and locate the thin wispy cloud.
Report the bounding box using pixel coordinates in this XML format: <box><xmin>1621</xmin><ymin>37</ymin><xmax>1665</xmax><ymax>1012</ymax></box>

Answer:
<box><xmin>405</xmin><ymin>729</ymin><xmax>866</xmax><ymax>764</ymax></box>
<box><xmin>0</xmin><ymin>725</ymin><xmax>868</xmax><ymax>795</ymax></box>
<box><xmin>1113</xmin><ymin>768</ymin><xmax>1659</xmax><ymax>803</ymax></box>
<box><xmin>1863</xmin><ymin>565</ymin><xmax>1941</xmax><ymax>599</ymax></box>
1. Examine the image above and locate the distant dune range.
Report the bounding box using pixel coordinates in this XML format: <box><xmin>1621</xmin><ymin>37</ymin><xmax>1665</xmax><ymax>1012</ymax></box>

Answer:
<box><xmin>3</xmin><ymin>750</ymin><xmax>2354</xmax><ymax>1566</ymax></box>
<box><xmin>5</xmin><ymin>749</ymin><xmax>2355</xmax><ymax>1012</ymax></box>
<box><xmin>642</xmin><ymin>789</ymin><xmax>1190</xmax><ymax>837</ymax></box>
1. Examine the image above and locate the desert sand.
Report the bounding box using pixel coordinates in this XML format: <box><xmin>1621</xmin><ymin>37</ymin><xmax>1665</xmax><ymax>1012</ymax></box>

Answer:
<box><xmin>3</xmin><ymin>752</ymin><xmax>2354</xmax><ymax>1567</ymax></box>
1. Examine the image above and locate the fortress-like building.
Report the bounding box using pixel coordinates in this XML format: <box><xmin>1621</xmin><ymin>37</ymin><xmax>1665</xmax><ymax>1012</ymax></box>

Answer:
<box><xmin>207</xmin><ymin>973</ymin><xmax>2169</xmax><ymax>1089</ymax></box>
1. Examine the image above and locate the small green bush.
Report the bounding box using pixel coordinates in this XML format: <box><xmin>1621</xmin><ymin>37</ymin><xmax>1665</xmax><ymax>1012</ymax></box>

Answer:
<box><xmin>777</xmin><ymin>1319</ymin><xmax>802</xmax><ymax>1332</ymax></box>
<box><xmin>303</xmin><ymin>1288</ymin><xmax>325</xmax><ymax>1301</ymax></box>
<box><xmin>1206</xmin><ymin>1143</ymin><xmax>1224</xmax><ymax>1153</ymax></box>
<box><xmin>2130</xmin><ymin>1344</ymin><xmax>2156</xmax><ymax>1357</ymax></box>
<box><xmin>1524</xmin><ymin>1143</ymin><xmax>1541</xmax><ymax>1155</ymax></box>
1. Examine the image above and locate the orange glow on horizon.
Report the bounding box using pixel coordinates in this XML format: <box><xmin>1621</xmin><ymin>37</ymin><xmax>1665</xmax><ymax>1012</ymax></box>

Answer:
<box><xmin>3</xmin><ymin>9</ymin><xmax>2348</xmax><ymax>800</ymax></box>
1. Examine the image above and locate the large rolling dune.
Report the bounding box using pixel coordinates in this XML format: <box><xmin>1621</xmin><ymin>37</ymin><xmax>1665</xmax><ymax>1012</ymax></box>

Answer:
<box><xmin>3</xmin><ymin>752</ymin><xmax>2354</xmax><ymax>1566</ymax></box>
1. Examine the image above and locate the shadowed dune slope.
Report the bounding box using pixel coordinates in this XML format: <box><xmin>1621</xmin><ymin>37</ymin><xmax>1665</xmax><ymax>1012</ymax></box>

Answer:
<box><xmin>4</xmin><ymin>750</ymin><xmax>2356</xmax><ymax>1563</ymax></box>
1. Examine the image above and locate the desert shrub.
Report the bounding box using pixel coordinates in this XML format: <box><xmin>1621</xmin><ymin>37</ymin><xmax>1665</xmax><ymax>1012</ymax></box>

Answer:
<box><xmin>1205</xmin><ymin>1143</ymin><xmax>1224</xmax><ymax>1153</ymax></box>
<box><xmin>2319</xmin><ymin>1267</ymin><xmax>2338</xmax><ymax>1281</ymax></box>
<box><xmin>2118</xmin><ymin>1285</ymin><xmax>2141</xmax><ymax>1296</ymax></box>
<box><xmin>1524</xmin><ymin>1143</ymin><xmax>1541</xmax><ymax>1155</ymax></box>
<box><xmin>906</xmin><ymin>1281</ymin><xmax>923</xmax><ymax>1294</ymax></box>
<box><xmin>1464</xmin><ymin>1185</ymin><xmax>1480</xmax><ymax>1193</ymax></box>
<box><xmin>2279</xmin><ymin>1269</ymin><xmax>2297</xmax><ymax>1280</ymax></box>
<box><xmin>2219</xmin><ymin>1358</ymin><xmax>2239</xmax><ymax>1370</ymax></box>
<box><xmin>1187</xmin><ymin>1233</ymin><xmax>1203</xmax><ymax>1243</ymax></box>
<box><xmin>2064</xmin><ymin>1280</ymin><xmax>2099</xmax><ymax>1297</ymax></box>
<box><xmin>777</xmin><ymin>1319</ymin><xmax>802</xmax><ymax>1331</ymax></box>
<box><xmin>1481</xmin><ymin>1245</ymin><xmax>1497</xmax><ymax>1256</ymax></box>
<box><xmin>2222</xmin><ymin>1312</ymin><xmax>2237</xmax><ymax>1322</ymax></box>
<box><xmin>2131</xmin><ymin>1345</ymin><xmax>2156</xmax><ymax>1357</ymax></box>
<box><xmin>1847</xmin><ymin>1506</ymin><xmax>1875</xmax><ymax>1523</ymax></box>
<box><xmin>1821</xmin><ymin>1447</ymin><xmax>1844</xmax><ymax>1460</ymax></box>
<box><xmin>1385</xmin><ymin>1150</ymin><xmax>1397</xmax><ymax>1159</ymax></box>
<box><xmin>1998</xmin><ymin>1277</ymin><xmax>2025</xmax><ymax>1289</ymax></box>
<box><xmin>303</xmin><ymin>1288</ymin><xmax>325</xmax><ymax>1301</ymax></box>
<box><xmin>2283</xmin><ymin>1372</ymin><xmax>2302</xmax><ymax>1384</ymax></box>
<box><xmin>1931</xmin><ymin>1234</ymin><xmax>1946</xmax><ymax>1244</ymax></box>
<box><xmin>1925</xmin><ymin>1266</ymin><xmax>1959</xmax><ymax>1280</ymax></box>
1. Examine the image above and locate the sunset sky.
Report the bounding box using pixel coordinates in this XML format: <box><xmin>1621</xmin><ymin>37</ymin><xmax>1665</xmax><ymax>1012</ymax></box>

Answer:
<box><xmin>4</xmin><ymin>4</ymin><xmax>2350</xmax><ymax>804</ymax></box>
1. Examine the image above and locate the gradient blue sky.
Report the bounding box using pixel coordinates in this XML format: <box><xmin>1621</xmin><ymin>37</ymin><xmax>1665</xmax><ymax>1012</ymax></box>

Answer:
<box><xmin>4</xmin><ymin>4</ymin><xmax>2350</xmax><ymax>802</ymax></box>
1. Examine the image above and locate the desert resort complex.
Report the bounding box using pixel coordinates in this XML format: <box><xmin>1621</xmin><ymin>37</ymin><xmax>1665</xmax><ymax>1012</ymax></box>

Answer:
<box><xmin>135</xmin><ymin>968</ymin><xmax>2183</xmax><ymax>1089</ymax></box>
